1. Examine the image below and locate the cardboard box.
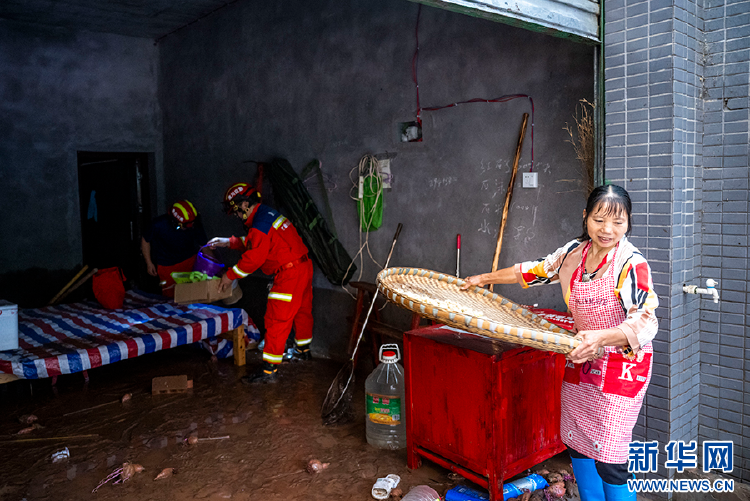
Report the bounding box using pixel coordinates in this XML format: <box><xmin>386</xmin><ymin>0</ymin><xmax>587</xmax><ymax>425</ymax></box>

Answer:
<box><xmin>0</xmin><ymin>300</ymin><xmax>19</xmax><ymax>351</ymax></box>
<box><xmin>174</xmin><ymin>279</ymin><xmax>233</xmax><ymax>305</ymax></box>
<box><xmin>152</xmin><ymin>375</ymin><xmax>193</xmax><ymax>395</ymax></box>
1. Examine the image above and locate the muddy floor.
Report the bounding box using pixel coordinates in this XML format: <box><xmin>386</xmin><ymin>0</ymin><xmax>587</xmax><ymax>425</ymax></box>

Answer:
<box><xmin>0</xmin><ymin>345</ymin><xmax>720</xmax><ymax>501</ymax></box>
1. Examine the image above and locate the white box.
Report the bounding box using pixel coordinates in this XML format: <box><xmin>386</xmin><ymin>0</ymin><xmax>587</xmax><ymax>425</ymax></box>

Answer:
<box><xmin>522</xmin><ymin>172</ymin><xmax>538</xmax><ymax>188</ymax></box>
<box><xmin>0</xmin><ymin>300</ymin><xmax>19</xmax><ymax>351</ymax></box>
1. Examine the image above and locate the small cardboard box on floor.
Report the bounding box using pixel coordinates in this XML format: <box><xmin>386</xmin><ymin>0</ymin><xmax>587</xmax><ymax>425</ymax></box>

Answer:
<box><xmin>174</xmin><ymin>279</ymin><xmax>232</xmax><ymax>305</ymax></box>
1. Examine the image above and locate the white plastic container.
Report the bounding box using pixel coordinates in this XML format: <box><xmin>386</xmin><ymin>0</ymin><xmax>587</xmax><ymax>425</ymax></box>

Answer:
<box><xmin>365</xmin><ymin>343</ymin><xmax>406</xmax><ymax>450</ymax></box>
<box><xmin>0</xmin><ymin>300</ymin><xmax>19</xmax><ymax>351</ymax></box>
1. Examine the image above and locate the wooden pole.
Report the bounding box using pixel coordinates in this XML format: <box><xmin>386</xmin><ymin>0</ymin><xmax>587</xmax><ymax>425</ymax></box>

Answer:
<box><xmin>48</xmin><ymin>265</ymin><xmax>89</xmax><ymax>305</ymax></box>
<box><xmin>0</xmin><ymin>434</ymin><xmax>99</xmax><ymax>444</ymax></box>
<box><xmin>490</xmin><ymin>113</ymin><xmax>529</xmax><ymax>292</ymax></box>
<box><xmin>54</xmin><ymin>268</ymin><xmax>98</xmax><ymax>305</ymax></box>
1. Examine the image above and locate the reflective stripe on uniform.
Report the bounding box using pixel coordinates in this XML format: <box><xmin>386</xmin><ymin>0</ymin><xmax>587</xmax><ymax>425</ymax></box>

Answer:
<box><xmin>263</xmin><ymin>352</ymin><xmax>284</xmax><ymax>364</ymax></box>
<box><xmin>268</xmin><ymin>292</ymin><xmax>292</xmax><ymax>302</ymax></box>
<box><xmin>272</xmin><ymin>215</ymin><xmax>287</xmax><ymax>229</ymax></box>
<box><xmin>240</xmin><ymin>236</ymin><xmax>246</xmax><ymax>246</ymax></box>
<box><xmin>295</xmin><ymin>338</ymin><xmax>312</xmax><ymax>346</ymax></box>
<box><xmin>232</xmin><ymin>265</ymin><xmax>250</xmax><ymax>278</ymax></box>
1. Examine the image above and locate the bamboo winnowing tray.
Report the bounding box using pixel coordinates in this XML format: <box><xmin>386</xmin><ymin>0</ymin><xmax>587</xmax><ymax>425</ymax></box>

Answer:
<box><xmin>377</xmin><ymin>267</ymin><xmax>579</xmax><ymax>354</ymax></box>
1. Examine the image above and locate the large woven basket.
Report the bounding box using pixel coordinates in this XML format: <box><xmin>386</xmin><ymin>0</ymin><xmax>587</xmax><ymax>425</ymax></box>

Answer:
<box><xmin>377</xmin><ymin>267</ymin><xmax>579</xmax><ymax>354</ymax></box>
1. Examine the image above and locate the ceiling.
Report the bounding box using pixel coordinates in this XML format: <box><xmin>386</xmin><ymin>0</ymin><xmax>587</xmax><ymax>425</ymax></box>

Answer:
<box><xmin>0</xmin><ymin>0</ymin><xmax>237</xmax><ymax>40</ymax></box>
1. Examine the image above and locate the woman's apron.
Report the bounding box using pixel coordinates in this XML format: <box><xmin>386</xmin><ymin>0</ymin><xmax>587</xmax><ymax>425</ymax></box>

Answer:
<box><xmin>560</xmin><ymin>241</ymin><xmax>653</xmax><ymax>463</ymax></box>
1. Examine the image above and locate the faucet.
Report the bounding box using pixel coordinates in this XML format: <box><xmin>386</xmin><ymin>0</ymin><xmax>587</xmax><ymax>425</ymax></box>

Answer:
<box><xmin>683</xmin><ymin>279</ymin><xmax>720</xmax><ymax>303</ymax></box>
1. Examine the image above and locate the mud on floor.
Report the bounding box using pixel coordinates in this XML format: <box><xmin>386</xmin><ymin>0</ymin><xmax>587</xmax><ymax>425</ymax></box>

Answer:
<box><xmin>0</xmin><ymin>345</ymin><xmax>578</xmax><ymax>501</ymax></box>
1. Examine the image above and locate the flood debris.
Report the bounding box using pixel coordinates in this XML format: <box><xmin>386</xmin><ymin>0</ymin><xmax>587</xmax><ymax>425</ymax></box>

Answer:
<box><xmin>18</xmin><ymin>414</ymin><xmax>38</xmax><ymax>424</ymax></box>
<box><xmin>183</xmin><ymin>434</ymin><xmax>230</xmax><ymax>446</ymax></box>
<box><xmin>92</xmin><ymin>462</ymin><xmax>145</xmax><ymax>493</ymax></box>
<box><xmin>51</xmin><ymin>447</ymin><xmax>70</xmax><ymax>463</ymax></box>
<box><xmin>539</xmin><ymin>468</ymin><xmax>574</xmax><ymax>500</ymax></box>
<box><xmin>152</xmin><ymin>375</ymin><xmax>193</xmax><ymax>395</ymax></box>
<box><xmin>154</xmin><ymin>468</ymin><xmax>176</xmax><ymax>480</ymax></box>
<box><xmin>17</xmin><ymin>423</ymin><xmax>43</xmax><ymax>435</ymax></box>
<box><xmin>545</xmin><ymin>481</ymin><xmax>566</xmax><ymax>499</ymax></box>
<box><xmin>372</xmin><ymin>474</ymin><xmax>400</xmax><ymax>499</ymax></box>
<box><xmin>62</xmin><ymin>400</ymin><xmax>119</xmax><ymax>417</ymax></box>
<box><xmin>306</xmin><ymin>459</ymin><xmax>330</xmax><ymax>474</ymax></box>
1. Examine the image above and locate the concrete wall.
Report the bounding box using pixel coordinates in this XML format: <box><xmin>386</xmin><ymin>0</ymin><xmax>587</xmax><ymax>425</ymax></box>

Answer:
<box><xmin>158</xmin><ymin>0</ymin><xmax>594</xmax><ymax>359</ymax></box>
<box><xmin>605</xmin><ymin>0</ymin><xmax>750</xmax><ymax>485</ymax></box>
<box><xmin>0</xmin><ymin>20</ymin><xmax>162</xmax><ymax>273</ymax></box>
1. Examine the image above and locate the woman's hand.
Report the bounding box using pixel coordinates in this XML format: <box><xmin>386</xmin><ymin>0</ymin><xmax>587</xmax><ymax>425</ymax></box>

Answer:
<box><xmin>207</xmin><ymin>237</ymin><xmax>230</xmax><ymax>249</ymax></box>
<box><xmin>567</xmin><ymin>330</ymin><xmax>606</xmax><ymax>364</ymax></box>
<box><xmin>460</xmin><ymin>275</ymin><xmax>484</xmax><ymax>290</ymax></box>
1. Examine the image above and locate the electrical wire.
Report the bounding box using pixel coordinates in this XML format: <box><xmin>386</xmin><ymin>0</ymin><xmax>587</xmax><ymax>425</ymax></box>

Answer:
<box><xmin>411</xmin><ymin>4</ymin><xmax>536</xmax><ymax>171</ymax></box>
<box><xmin>341</xmin><ymin>154</ymin><xmax>385</xmax><ymax>298</ymax></box>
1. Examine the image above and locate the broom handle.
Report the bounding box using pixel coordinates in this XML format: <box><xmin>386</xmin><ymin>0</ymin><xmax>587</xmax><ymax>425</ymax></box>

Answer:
<box><xmin>54</xmin><ymin>268</ymin><xmax>98</xmax><ymax>304</ymax></box>
<box><xmin>350</xmin><ymin>223</ymin><xmax>403</xmax><ymax>361</ymax></box>
<box><xmin>490</xmin><ymin>113</ymin><xmax>528</xmax><ymax>292</ymax></box>
<box><xmin>48</xmin><ymin>265</ymin><xmax>89</xmax><ymax>305</ymax></box>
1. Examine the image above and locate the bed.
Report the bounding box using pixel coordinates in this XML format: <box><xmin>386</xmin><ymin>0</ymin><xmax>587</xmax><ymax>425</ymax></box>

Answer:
<box><xmin>0</xmin><ymin>290</ymin><xmax>260</xmax><ymax>382</ymax></box>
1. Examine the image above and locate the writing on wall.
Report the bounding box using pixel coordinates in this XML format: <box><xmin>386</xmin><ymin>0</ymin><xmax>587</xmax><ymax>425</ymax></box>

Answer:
<box><xmin>476</xmin><ymin>159</ymin><xmax>547</xmax><ymax>246</ymax></box>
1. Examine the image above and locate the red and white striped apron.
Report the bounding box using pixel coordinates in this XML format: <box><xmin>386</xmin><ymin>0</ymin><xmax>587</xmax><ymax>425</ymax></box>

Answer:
<box><xmin>561</xmin><ymin>241</ymin><xmax>653</xmax><ymax>463</ymax></box>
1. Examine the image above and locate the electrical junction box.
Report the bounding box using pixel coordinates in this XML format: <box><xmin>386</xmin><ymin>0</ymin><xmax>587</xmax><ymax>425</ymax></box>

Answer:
<box><xmin>522</xmin><ymin>172</ymin><xmax>538</xmax><ymax>188</ymax></box>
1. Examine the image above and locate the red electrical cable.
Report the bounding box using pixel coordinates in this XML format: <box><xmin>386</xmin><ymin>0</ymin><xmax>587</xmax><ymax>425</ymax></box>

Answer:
<box><xmin>412</xmin><ymin>4</ymin><xmax>422</xmax><ymax>125</ymax></box>
<box><xmin>411</xmin><ymin>5</ymin><xmax>535</xmax><ymax>171</ymax></box>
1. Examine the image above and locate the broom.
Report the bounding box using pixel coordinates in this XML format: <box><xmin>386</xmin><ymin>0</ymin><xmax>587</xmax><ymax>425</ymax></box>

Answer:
<box><xmin>321</xmin><ymin>223</ymin><xmax>403</xmax><ymax>425</ymax></box>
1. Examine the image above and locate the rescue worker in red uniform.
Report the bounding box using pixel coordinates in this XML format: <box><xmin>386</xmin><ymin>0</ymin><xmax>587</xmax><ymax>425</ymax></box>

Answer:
<box><xmin>141</xmin><ymin>200</ymin><xmax>208</xmax><ymax>298</ymax></box>
<box><xmin>208</xmin><ymin>182</ymin><xmax>313</xmax><ymax>384</ymax></box>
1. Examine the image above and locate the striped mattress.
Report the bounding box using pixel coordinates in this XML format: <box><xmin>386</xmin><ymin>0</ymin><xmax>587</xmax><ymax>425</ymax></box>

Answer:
<box><xmin>0</xmin><ymin>290</ymin><xmax>259</xmax><ymax>379</ymax></box>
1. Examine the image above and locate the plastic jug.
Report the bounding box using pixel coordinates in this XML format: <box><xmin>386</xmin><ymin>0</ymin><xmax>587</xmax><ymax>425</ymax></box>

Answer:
<box><xmin>401</xmin><ymin>485</ymin><xmax>441</xmax><ymax>501</ymax></box>
<box><xmin>365</xmin><ymin>344</ymin><xmax>406</xmax><ymax>449</ymax></box>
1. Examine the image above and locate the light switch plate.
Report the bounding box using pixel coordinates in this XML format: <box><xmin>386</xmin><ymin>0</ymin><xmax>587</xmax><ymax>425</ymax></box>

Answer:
<box><xmin>522</xmin><ymin>172</ymin><xmax>538</xmax><ymax>188</ymax></box>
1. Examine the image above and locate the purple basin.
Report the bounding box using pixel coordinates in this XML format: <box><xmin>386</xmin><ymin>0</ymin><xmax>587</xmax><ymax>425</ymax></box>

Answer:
<box><xmin>194</xmin><ymin>251</ymin><xmax>225</xmax><ymax>277</ymax></box>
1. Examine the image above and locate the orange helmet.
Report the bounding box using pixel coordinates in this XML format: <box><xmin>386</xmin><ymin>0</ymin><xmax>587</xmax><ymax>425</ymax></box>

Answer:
<box><xmin>171</xmin><ymin>199</ymin><xmax>198</xmax><ymax>227</ymax></box>
<box><xmin>223</xmin><ymin>182</ymin><xmax>261</xmax><ymax>214</ymax></box>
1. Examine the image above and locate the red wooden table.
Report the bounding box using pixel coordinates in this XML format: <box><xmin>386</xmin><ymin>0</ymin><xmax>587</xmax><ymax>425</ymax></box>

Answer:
<box><xmin>404</xmin><ymin>325</ymin><xmax>566</xmax><ymax>501</ymax></box>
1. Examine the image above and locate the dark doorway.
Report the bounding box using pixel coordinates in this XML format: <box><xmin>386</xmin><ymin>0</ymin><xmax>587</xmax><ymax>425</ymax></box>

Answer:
<box><xmin>77</xmin><ymin>152</ymin><xmax>153</xmax><ymax>290</ymax></box>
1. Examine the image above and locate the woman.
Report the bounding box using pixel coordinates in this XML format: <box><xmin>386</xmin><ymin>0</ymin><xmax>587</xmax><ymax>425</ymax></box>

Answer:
<box><xmin>462</xmin><ymin>185</ymin><xmax>658</xmax><ymax>501</ymax></box>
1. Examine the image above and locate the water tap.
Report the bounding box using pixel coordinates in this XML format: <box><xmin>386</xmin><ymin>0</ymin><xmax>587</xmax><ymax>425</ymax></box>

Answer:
<box><xmin>683</xmin><ymin>279</ymin><xmax>720</xmax><ymax>303</ymax></box>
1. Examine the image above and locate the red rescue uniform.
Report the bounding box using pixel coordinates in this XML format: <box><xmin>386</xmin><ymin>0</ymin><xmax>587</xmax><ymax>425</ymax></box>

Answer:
<box><xmin>226</xmin><ymin>204</ymin><xmax>313</xmax><ymax>365</ymax></box>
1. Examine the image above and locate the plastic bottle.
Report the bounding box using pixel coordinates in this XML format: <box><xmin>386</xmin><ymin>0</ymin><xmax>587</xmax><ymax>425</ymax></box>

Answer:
<box><xmin>502</xmin><ymin>473</ymin><xmax>548</xmax><ymax>500</ymax></box>
<box><xmin>401</xmin><ymin>485</ymin><xmax>441</xmax><ymax>501</ymax></box>
<box><xmin>365</xmin><ymin>344</ymin><xmax>406</xmax><ymax>449</ymax></box>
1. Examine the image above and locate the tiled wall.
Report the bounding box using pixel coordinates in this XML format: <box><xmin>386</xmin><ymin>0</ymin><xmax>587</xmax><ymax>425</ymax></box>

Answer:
<box><xmin>699</xmin><ymin>0</ymin><xmax>750</xmax><ymax>482</ymax></box>
<box><xmin>604</xmin><ymin>0</ymin><xmax>750</xmax><ymax>486</ymax></box>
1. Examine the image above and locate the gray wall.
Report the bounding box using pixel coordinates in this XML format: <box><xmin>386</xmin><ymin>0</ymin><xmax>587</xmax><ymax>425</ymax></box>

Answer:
<box><xmin>605</xmin><ymin>0</ymin><xmax>750</xmax><ymax>485</ymax></box>
<box><xmin>158</xmin><ymin>0</ymin><xmax>594</xmax><ymax>358</ymax></box>
<box><xmin>0</xmin><ymin>20</ymin><xmax>162</xmax><ymax>273</ymax></box>
<box><xmin>700</xmin><ymin>0</ymin><xmax>750</xmax><ymax>483</ymax></box>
